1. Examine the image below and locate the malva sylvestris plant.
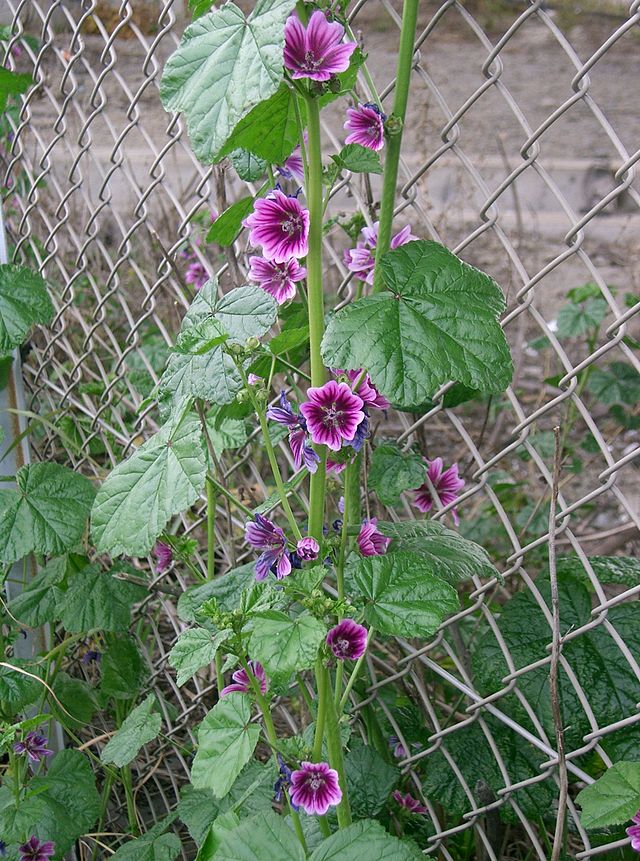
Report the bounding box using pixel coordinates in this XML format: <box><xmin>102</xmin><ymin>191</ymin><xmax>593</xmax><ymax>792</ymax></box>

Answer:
<box><xmin>4</xmin><ymin>2</ymin><xmax>586</xmax><ymax>858</ymax></box>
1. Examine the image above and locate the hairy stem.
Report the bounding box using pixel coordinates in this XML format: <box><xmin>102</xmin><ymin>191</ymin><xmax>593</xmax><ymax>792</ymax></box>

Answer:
<box><xmin>206</xmin><ymin>477</ymin><xmax>216</xmax><ymax>580</ymax></box>
<box><xmin>372</xmin><ymin>0</ymin><xmax>419</xmax><ymax>293</ymax></box>
<box><xmin>312</xmin><ymin>656</ymin><xmax>329</xmax><ymax>763</ymax></box>
<box><xmin>326</xmin><ymin>676</ymin><xmax>352</xmax><ymax>828</ymax></box>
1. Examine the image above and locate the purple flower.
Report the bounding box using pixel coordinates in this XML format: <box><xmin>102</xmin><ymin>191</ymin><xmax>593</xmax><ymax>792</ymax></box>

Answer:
<box><xmin>248</xmin><ymin>256</ymin><xmax>306</xmax><ymax>304</ymax></box>
<box><xmin>244</xmin><ymin>189</ymin><xmax>309</xmax><ymax>263</ymax></box>
<box><xmin>296</xmin><ymin>537</ymin><xmax>320</xmax><ymax>561</ymax></box>
<box><xmin>220</xmin><ymin>661</ymin><xmax>267</xmax><ymax>697</ymax></box>
<box><xmin>283</xmin><ymin>11</ymin><xmax>356</xmax><ymax>82</ymax></box>
<box><xmin>153</xmin><ymin>541</ymin><xmax>173</xmax><ymax>574</ymax></box>
<box><xmin>393</xmin><ymin>790</ymin><xmax>428</xmax><ymax>815</ymax></box>
<box><xmin>299</xmin><ymin>381</ymin><xmax>365</xmax><ymax>452</ymax></box>
<box><xmin>81</xmin><ymin>649</ymin><xmax>101</xmax><ymax>665</ymax></box>
<box><xmin>344</xmin><ymin>103</ymin><xmax>386</xmax><ymax>152</ymax></box>
<box><xmin>344</xmin><ymin>221</ymin><xmax>418</xmax><ymax>285</ymax></box>
<box><xmin>18</xmin><ymin>837</ymin><xmax>55</xmax><ymax>861</ymax></box>
<box><xmin>339</xmin><ymin>368</ymin><xmax>390</xmax><ymax>410</ymax></box>
<box><xmin>278</xmin><ymin>136</ymin><xmax>306</xmax><ymax>184</ymax></box>
<box><xmin>346</xmin><ymin>412</ymin><xmax>369</xmax><ymax>453</ymax></box>
<box><xmin>0</xmin><ymin>839</ymin><xmax>6</xmax><ymax>857</ymax></box>
<box><xmin>356</xmin><ymin>518</ymin><xmax>391</xmax><ymax>557</ymax></box>
<box><xmin>267</xmin><ymin>391</ymin><xmax>320</xmax><ymax>474</ymax></box>
<box><xmin>245</xmin><ymin>514</ymin><xmax>292</xmax><ymax>580</ymax></box>
<box><xmin>274</xmin><ymin>753</ymin><xmax>296</xmax><ymax>805</ymax></box>
<box><xmin>326</xmin><ymin>619</ymin><xmax>368</xmax><ymax>661</ymax></box>
<box><xmin>290</xmin><ymin>761</ymin><xmax>342</xmax><ymax>815</ymax></box>
<box><xmin>13</xmin><ymin>732</ymin><xmax>53</xmax><ymax>763</ymax></box>
<box><xmin>247</xmin><ymin>373</ymin><xmax>262</xmax><ymax>386</ymax></box>
<box><xmin>627</xmin><ymin>811</ymin><xmax>640</xmax><ymax>852</ymax></box>
<box><xmin>389</xmin><ymin>735</ymin><xmax>407</xmax><ymax>758</ymax></box>
<box><xmin>412</xmin><ymin>457</ymin><xmax>465</xmax><ymax>525</ymax></box>
<box><xmin>185</xmin><ymin>260</ymin><xmax>208</xmax><ymax>290</ymax></box>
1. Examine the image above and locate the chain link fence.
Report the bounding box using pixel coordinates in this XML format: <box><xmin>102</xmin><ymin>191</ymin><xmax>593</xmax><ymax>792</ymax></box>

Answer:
<box><xmin>2</xmin><ymin>0</ymin><xmax>639</xmax><ymax>857</ymax></box>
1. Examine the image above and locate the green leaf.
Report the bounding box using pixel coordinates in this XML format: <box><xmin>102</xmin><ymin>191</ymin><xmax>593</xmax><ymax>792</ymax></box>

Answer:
<box><xmin>557</xmin><ymin>555</ymin><xmax>640</xmax><ymax>588</ymax></box>
<box><xmin>218</xmin><ymin>83</ymin><xmax>299</xmax><ymax>165</ymax></box>
<box><xmin>322</xmin><ymin>240</ymin><xmax>512</xmax><ymax>410</ymax></box>
<box><xmin>331</xmin><ymin>144</ymin><xmax>383</xmax><ymax>175</ymax></box>
<box><xmin>577</xmin><ymin>762</ymin><xmax>640</xmax><ymax>830</ymax></box>
<box><xmin>0</xmin><ymin>264</ymin><xmax>53</xmax><ymax>357</ymax></box>
<box><xmin>269</xmin><ymin>325</ymin><xmax>309</xmax><ymax>355</ymax></box>
<box><xmin>586</xmin><ymin>362</ymin><xmax>640</xmax><ymax>406</ymax></box>
<box><xmin>50</xmin><ymin>672</ymin><xmax>98</xmax><ymax>728</ymax></box>
<box><xmin>174</xmin><ymin>317</ymin><xmax>229</xmax><ymax>355</ymax></box>
<box><xmin>191</xmin><ymin>693</ymin><xmax>261</xmax><ymax>798</ymax></box>
<box><xmin>0</xmin><ymin>661</ymin><xmax>41</xmax><ymax>714</ymax></box>
<box><xmin>344</xmin><ymin>744</ymin><xmax>398</xmax><ymax>819</ymax></box>
<box><xmin>377</xmin><ymin>520</ymin><xmax>499</xmax><ymax>584</ymax></box>
<box><xmin>196</xmin><ymin>812</ymin><xmax>241</xmax><ymax>861</ymax></box>
<box><xmin>205</xmin><ymin>408</ymin><xmax>248</xmax><ymax>456</ymax></box>
<box><xmin>7</xmin><ymin>556</ymin><xmax>70</xmax><ymax>627</ymax></box>
<box><xmin>110</xmin><ymin>818</ymin><xmax>181</xmax><ymax>861</ymax></box>
<box><xmin>368</xmin><ymin>444</ymin><xmax>426</xmax><ymax>506</ymax></box>
<box><xmin>177</xmin><ymin>563</ymin><xmax>258</xmax><ymax>622</ymax></box>
<box><xmin>160</xmin><ymin>0</ymin><xmax>296</xmax><ymax>163</ymax></box>
<box><xmin>189</xmin><ymin>0</ymin><xmax>215</xmax><ymax>19</ymax></box>
<box><xmin>556</xmin><ymin>297</ymin><xmax>607</xmax><ymax>338</ymax></box>
<box><xmin>249</xmin><ymin>611</ymin><xmax>326</xmax><ymax>683</ymax></box>
<box><xmin>169</xmin><ymin>628</ymin><xmax>232</xmax><ymax>686</ymax></box>
<box><xmin>351</xmin><ymin>552</ymin><xmax>458</xmax><ymax>637</ymax></box>
<box><xmin>215</xmin><ymin>811</ymin><xmax>306</xmax><ymax>861</ymax></box>
<box><xmin>101</xmin><ymin>695</ymin><xmax>162</xmax><ymax>767</ymax></box>
<box><xmin>158</xmin><ymin>284</ymin><xmax>278</xmax><ymax>411</ymax></box>
<box><xmin>9</xmin><ymin>749</ymin><xmax>101</xmax><ymax>855</ymax></box>
<box><xmin>309</xmin><ymin>819</ymin><xmax>422</xmax><ymax>861</ymax></box>
<box><xmin>0</xmin><ymin>68</ymin><xmax>32</xmax><ymax>114</ymax></box>
<box><xmin>59</xmin><ymin>564</ymin><xmax>146</xmax><ymax>632</ymax></box>
<box><xmin>229</xmin><ymin>149</ymin><xmax>267</xmax><ymax>182</ymax></box>
<box><xmin>0</xmin><ymin>463</ymin><xmax>95</xmax><ymax>563</ymax></box>
<box><xmin>101</xmin><ymin>637</ymin><xmax>146</xmax><ymax>701</ymax></box>
<box><xmin>206</xmin><ymin>197</ymin><xmax>255</xmax><ymax>246</ymax></box>
<box><xmin>91</xmin><ymin>413</ymin><xmax>207</xmax><ymax>556</ymax></box>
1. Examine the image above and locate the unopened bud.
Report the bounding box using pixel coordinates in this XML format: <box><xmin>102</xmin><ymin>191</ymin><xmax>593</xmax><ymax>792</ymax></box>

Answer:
<box><xmin>385</xmin><ymin>114</ymin><xmax>403</xmax><ymax>136</ymax></box>
<box><xmin>245</xmin><ymin>336</ymin><xmax>260</xmax><ymax>351</ymax></box>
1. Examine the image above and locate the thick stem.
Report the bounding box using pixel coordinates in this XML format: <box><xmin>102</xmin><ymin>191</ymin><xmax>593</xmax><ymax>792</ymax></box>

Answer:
<box><xmin>312</xmin><ymin>657</ymin><xmax>329</xmax><ymax>762</ymax></box>
<box><xmin>305</xmin><ymin>94</ymin><xmax>328</xmax><ymax>541</ymax></box>
<box><xmin>339</xmin><ymin>629</ymin><xmax>374</xmax><ymax>712</ymax></box>
<box><xmin>372</xmin><ymin>0</ymin><xmax>419</xmax><ymax>293</ymax></box>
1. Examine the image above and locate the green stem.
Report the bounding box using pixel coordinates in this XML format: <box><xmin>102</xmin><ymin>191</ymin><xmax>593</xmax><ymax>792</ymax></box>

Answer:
<box><xmin>372</xmin><ymin>0</ymin><xmax>419</xmax><ymax>293</ymax></box>
<box><xmin>215</xmin><ymin>652</ymin><xmax>224</xmax><ymax>694</ymax></box>
<box><xmin>312</xmin><ymin>657</ymin><xmax>329</xmax><ymax>762</ymax></box>
<box><xmin>238</xmin><ymin>654</ymin><xmax>278</xmax><ymax>748</ymax></box>
<box><xmin>206</xmin><ymin>477</ymin><xmax>216</xmax><ymax>580</ymax></box>
<box><xmin>326</xmin><ymin>677</ymin><xmax>352</xmax><ymax>828</ymax></box>
<box><xmin>339</xmin><ymin>628</ymin><xmax>374</xmax><ymax>712</ymax></box>
<box><xmin>289</xmin><ymin>802</ymin><xmax>309</xmax><ymax>853</ymax></box>
<box><xmin>206</xmin><ymin>473</ymin><xmax>253</xmax><ymax>517</ymax></box>
<box><xmin>304</xmin><ymin>93</ymin><xmax>328</xmax><ymax>542</ymax></box>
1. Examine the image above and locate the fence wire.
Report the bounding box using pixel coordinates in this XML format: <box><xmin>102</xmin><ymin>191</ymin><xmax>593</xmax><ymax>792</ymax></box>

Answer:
<box><xmin>2</xmin><ymin>0</ymin><xmax>639</xmax><ymax>857</ymax></box>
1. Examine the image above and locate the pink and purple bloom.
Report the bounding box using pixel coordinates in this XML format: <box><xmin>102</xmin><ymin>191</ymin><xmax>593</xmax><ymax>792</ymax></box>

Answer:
<box><xmin>247</xmin><ymin>373</ymin><xmax>262</xmax><ymax>386</ymax></box>
<box><xmin>393</xmin><ymin>790</ymin><xmax>428</xmax><ymax>814</ymax></box>
<box><xmin>220</xmin><ymin>661</ymin><xmax>267</xmax><ymax>697</ymax></box>
<box><xmin>245</xmin><ymin>514</ymin><xmax>292</xmax><ymax>580</ymax></box>
<box><xmin>290</xmin><ymin>761</ymin><xmax>342</xmax><ymax>815</ymax></box>
<box><xmin>248</xmin><ymin>255</ymin><xmax>306</xmax><ymax>304</ymax></box>
<box><xmin>153</xmin><ymin>541</ymin><xmax>173</xmax><ymax>574</ymax></box>
<box><xmin>296</xmin><ymin>537</ymin><xmax>320</xmax><ymax>561</ymax></box>
<box><xmin>18</xmin><ymin>838</ymin><xmax>55</xmax><ymax>861</ymax></box>
<box><xmin>627</xmin><ymin>811</ymin><xmax>640</xmax><ymax>852</ymax></box>
<box><xmin>339</xmin><ymin>368</ymin><xmax>390</xmax><ymax>410</ymax></box>
<box><xmin>326</xmin><ymin>619</ymin><xmax>368</xmax><ymax>661</ymax></box>
<box><xmin>13</xmin><ymin>732</ymin><xmax>53</xmax><ymax>763</ymax></box>
<box><xmin>244</xmin><ymin>189</ymin><xmax>309</xmax><ymax>263</ymax></box>
<box><xmin>284</xmin><ymin>11</ymin><xmax>356</xmax><ymax>82</ymax></box>
<box><xmin>185</xmin><ymin>260</ymin><xmax>208</xmax><ymax>290</ymax></box>
<box><xmin>299</xmin><ymin>381</ymin><xmax>365</xmax><ymax>452</ymax></box>
<box><xmin>412</xmin><ymin>457</ymin><xmax>465</xmax><ymax>525</ymax></box>
<box><xmin>267</xmin><ymin>391</ymin><xmax>320</xmax><ymax>473</ymax></box>
<box><xmin>356</xmin><ymin>518</ymin><xmax>391</xmax><ymax>557</ymax></box>
<box><xmin>344</xmin><ymin>221</ymin><xmax>418</xmax><ymax>285</ymax></box>
<box><xmin>344</xmin><ymin>103</ymin><xmax>386</xmax><ymax>152</ymax></box>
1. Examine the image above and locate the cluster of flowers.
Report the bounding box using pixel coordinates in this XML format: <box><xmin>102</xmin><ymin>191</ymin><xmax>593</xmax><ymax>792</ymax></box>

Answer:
<box><xmin>243</xmin><ymin>11</ymin><xmax>388</xmax><ymax>307</ymax></box>
<box><xmin>4</xmin><ymin>733</ymin><xmax>55</xmax><ymax>860</ymax></box>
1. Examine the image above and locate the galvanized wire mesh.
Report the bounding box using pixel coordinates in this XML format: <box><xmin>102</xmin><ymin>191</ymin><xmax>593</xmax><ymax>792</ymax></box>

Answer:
<box><xmin>2</xmin><ymin>0</ymin><xmax>639</xmax><ymax>857</ymax></box>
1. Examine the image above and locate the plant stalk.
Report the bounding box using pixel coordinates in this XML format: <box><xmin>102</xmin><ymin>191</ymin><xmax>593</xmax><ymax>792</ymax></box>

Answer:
<box><xmin>372</xmin><ymin>0</ymin><xmax>419</xmax><ymax>293</ymax></box>
<box><xmin>305</xmin><ymin>94</ymin><xmax>328</xmax><ymax>541</ymax></box>
<box><xmin>206</xmin><ymin>476</ymin><xmax>216</xmax><ymax>580</ymax></box>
